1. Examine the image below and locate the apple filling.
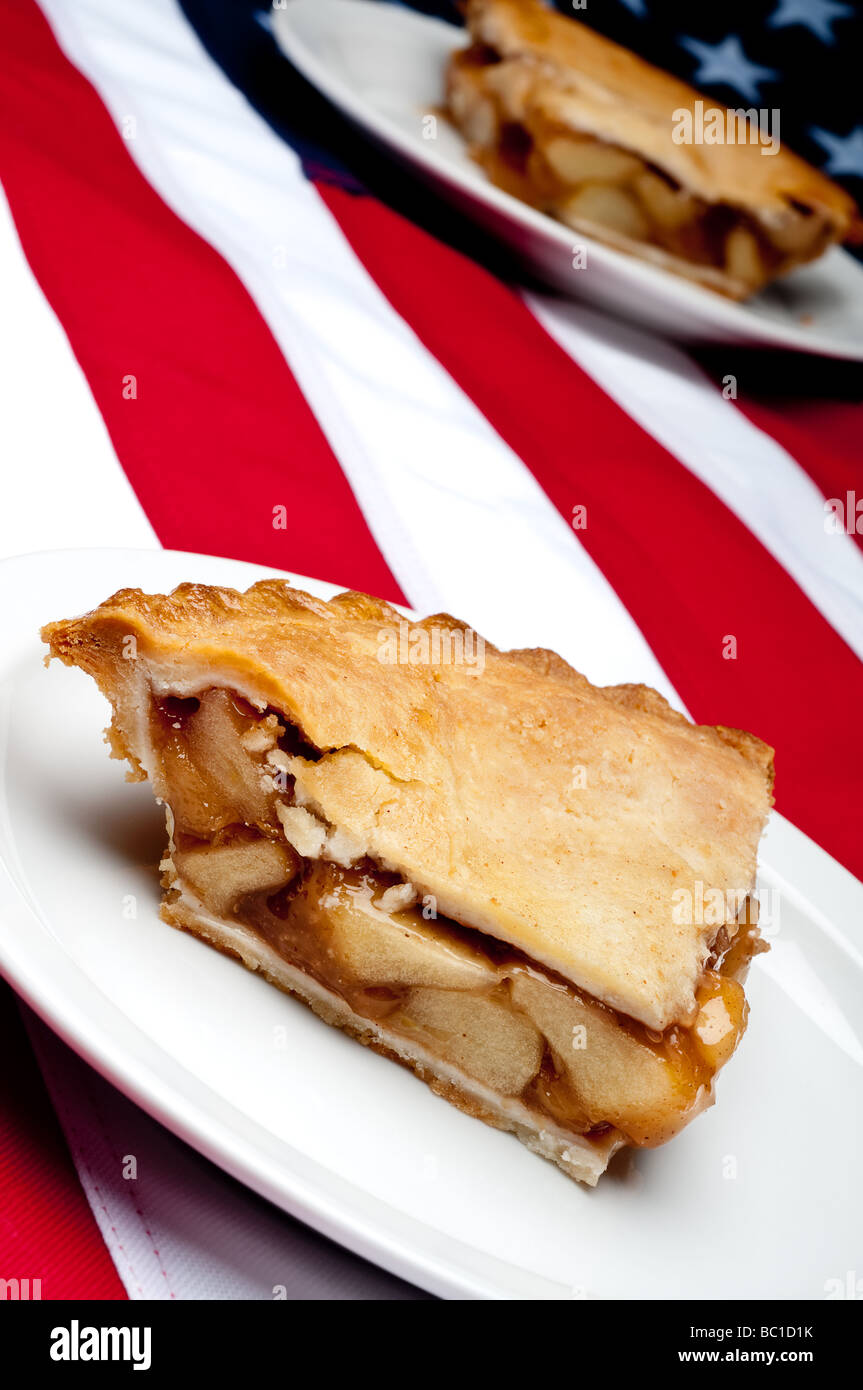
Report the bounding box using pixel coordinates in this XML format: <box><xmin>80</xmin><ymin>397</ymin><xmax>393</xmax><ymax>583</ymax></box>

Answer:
<box><xmin>149</xmin><ymin>687</ymin><xmax>756</xmax><ymax>1151</ymax></box>
<box><xmin>446</xmin><ymin>45</ymin><xmax>832</xmax><ymax>295</ymax></box>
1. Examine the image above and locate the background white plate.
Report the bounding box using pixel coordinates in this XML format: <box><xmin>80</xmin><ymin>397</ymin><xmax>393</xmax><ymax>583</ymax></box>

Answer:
<box><xmin>1</xmin><ymin>547</ymin><xmax>862</xmax><ymax>1299</ymax></box>
<box><xmin>272</xmin><ymin>0</ymin><xmax>863</xmax><ymax>358</ymax></box>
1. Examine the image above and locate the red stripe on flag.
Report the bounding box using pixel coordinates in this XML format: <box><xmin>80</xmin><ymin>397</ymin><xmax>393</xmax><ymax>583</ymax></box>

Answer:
<box><xmin>0</xmin><ymin>985</ymin><xmax>127</xmax><ymax>1300</ymax></box>
<box><xmin>320</xmin><ymin>185</ymin><xmax>863</xmax><ymax>881</ymax></box>
<box><xmin>0</xmin><ymin>0</ymin><xmax>403</xmax><ymax>605</ymax></box>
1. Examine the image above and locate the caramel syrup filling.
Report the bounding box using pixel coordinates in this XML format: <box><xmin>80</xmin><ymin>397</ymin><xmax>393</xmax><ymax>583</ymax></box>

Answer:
<box><xmin>150</xmin><ymin>688</ymin><xmax>757</xmax><ymax>1150</ymax></box>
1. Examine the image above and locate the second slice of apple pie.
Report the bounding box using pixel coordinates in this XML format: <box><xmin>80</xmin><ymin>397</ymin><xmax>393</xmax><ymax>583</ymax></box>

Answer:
<box><xmin>43</xmin><ymin>581</ymin><xmax>773</xmax><ymax>1185</ymax></box>
<box><xmin>446</xmin><ymin>0</ymin><xmax>862</xmax><ymax>298</ymax></box>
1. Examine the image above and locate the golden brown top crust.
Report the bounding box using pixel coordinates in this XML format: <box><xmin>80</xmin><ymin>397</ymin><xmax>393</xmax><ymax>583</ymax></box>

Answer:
<box><xmin>42</xmin><ymin>579</ymin><xmax>774</xmax><ymax>1032</ymax></box>
<box><xmin>464</xmin><ymin>0</ymin><xmax>860</xmax><ymax>234</ymax></box>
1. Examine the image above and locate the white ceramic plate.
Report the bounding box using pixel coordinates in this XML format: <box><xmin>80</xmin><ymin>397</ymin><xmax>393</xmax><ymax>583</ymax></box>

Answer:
<box><xmin>1</xmin><ymin>546</ymin><xmax>862</xmax><ymax>1299</ymax></box>
<box><xmin>271</xmin><ymin>0</ymin><xmax>863</xmax><ymax>358</ymax></box>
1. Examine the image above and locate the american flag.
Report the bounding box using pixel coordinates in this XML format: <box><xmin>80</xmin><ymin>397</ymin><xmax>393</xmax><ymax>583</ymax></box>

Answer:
<box><xmin>0</xmin><ymin>0</ymin><xmax>860</xmax><ymax>1302</ymax></box>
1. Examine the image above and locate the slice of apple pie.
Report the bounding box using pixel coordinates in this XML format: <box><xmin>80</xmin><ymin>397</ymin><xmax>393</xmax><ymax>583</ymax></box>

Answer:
<box><xmin>446</xmin><ymin>0</ymin><xmax>862</xmax><ymax>298</ymax></box>
<box><xmin>43</xmin><ymin>581</ymin><xmax>773</xmax><ymax>1185</ymax></box>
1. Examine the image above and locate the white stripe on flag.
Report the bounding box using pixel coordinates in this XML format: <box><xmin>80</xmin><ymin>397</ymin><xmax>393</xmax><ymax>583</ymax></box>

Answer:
<box><xmin>527</xmin><ymin>293</ymin><xmax>863</xmax><ymax>664</ymax></box>
<box><xmin>0</xmin><ymin>183</ymin><xmax>158</xmax><ymax>562</ymax></box>
<box><xmin>36</xmin><ymin>0</ymin><xmax>680</xmax><ymax>704</ymax></box>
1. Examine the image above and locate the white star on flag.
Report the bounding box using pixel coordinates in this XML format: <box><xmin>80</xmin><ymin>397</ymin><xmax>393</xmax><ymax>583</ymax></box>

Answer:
<box><xmin>768</xmin><ymin>0</ymin><xmax>853</xmax><ymax>45</ymax></box>
<box><xmin>679</xmin><ymin>34</ymin><xmax>778</xmax><ymax>103</ymax></box>
<box><xmin>810</xmin><ymin>126</ymin><xmax>863</xmax><ymax>178</ymax></box>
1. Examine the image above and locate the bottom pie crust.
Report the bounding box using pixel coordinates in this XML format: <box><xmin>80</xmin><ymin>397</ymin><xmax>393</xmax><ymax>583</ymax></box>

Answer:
<box><xmin>164</xmin><ymin>884</ymin><xmax>625</xmax><ymax>1187</ymax></box>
